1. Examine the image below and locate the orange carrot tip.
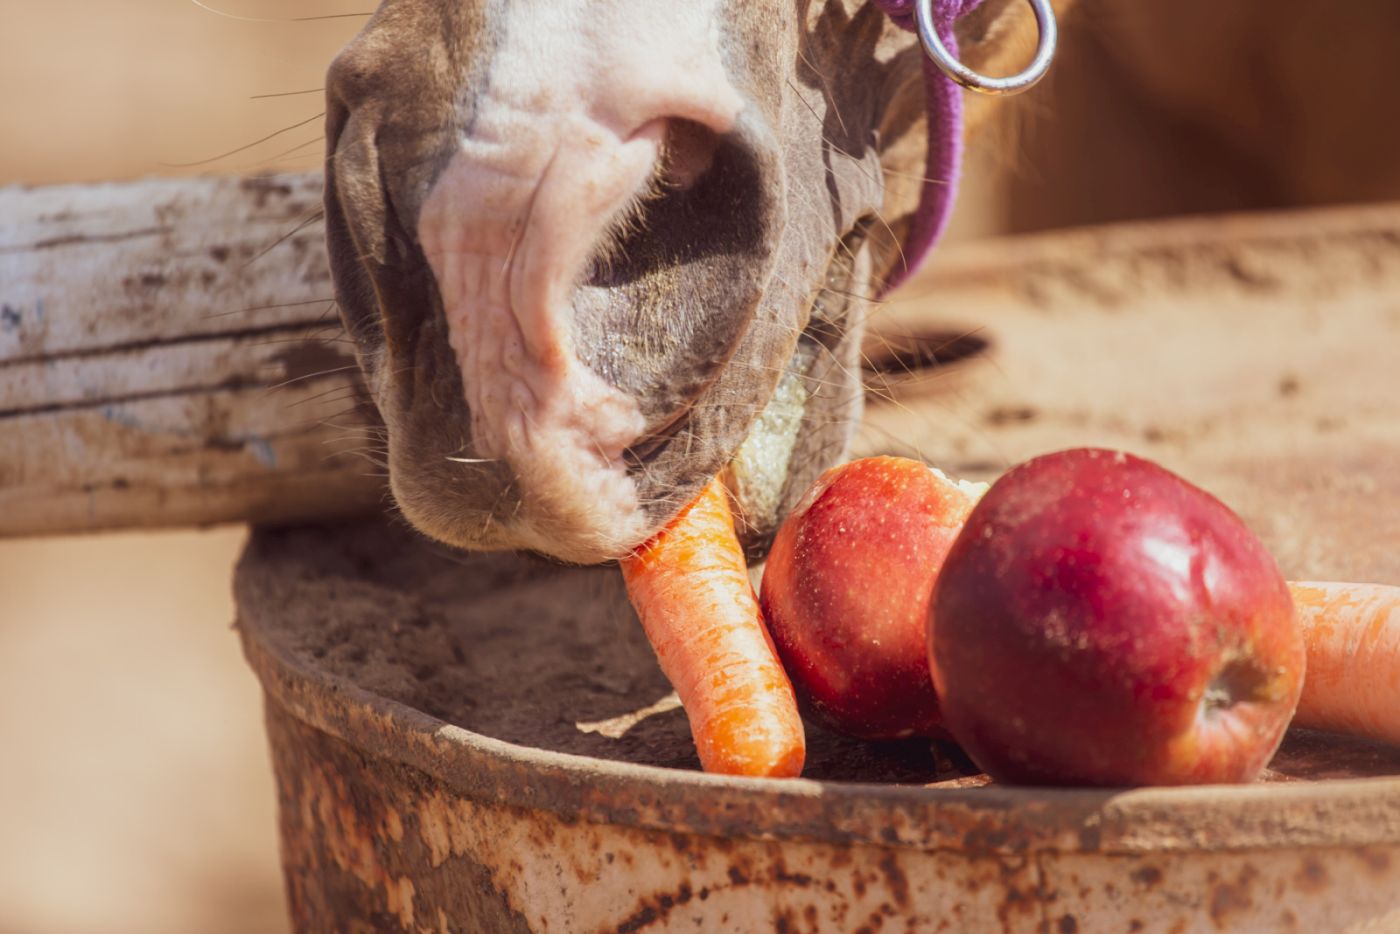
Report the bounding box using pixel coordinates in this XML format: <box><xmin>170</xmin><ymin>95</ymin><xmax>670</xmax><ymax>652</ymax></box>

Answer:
<box><xmin>621</xmin><ymin>479</ymin><xmax>805</xmax><ymax>778</ymax></box>
<box><xmin>1288</xmin><ymin>581</ymin><xmax>1400</xmax><ymax>746</ymax></box>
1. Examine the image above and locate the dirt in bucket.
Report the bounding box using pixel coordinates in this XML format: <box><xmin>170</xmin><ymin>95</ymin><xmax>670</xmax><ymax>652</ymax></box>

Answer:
<box><xmin>237</xmin><ymin>516</ymin><xmax>1400</xmax><ymax>786</ymax></box>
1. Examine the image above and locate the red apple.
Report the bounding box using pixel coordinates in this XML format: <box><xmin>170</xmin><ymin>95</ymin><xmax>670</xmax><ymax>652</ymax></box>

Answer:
<box><xmin>928</xmin><ymin>448</ymin><xmax>1305</xmax><ymax>786</ymax></box>
<box><xmin>760</xmin><ymin>456</ymin><xmax>986</xmax><ymax>739</ymax></box>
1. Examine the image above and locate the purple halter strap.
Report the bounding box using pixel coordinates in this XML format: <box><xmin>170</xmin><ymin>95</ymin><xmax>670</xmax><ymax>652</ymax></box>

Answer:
<box><xmin>871</xmin><ymin>0</ymin><xmax>985</xmax><ymax>292</ymax></box>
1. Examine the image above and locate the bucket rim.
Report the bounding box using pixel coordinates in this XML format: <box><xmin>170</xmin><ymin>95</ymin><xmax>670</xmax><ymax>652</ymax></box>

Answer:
<box><xmin>240</xmin><ymin>600</ymin><xmax>1400</xmax><ymax>856</ymax></box>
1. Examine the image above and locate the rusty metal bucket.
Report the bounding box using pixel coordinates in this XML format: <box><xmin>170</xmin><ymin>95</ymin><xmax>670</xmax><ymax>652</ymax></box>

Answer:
<box><xmin>236</xmin><ymin>517</ymin><xmax>1400</xmax><ymax>933</ymax></box>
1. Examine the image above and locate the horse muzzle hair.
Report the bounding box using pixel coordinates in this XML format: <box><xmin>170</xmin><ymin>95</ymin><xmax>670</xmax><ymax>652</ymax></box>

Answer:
<box><xmin>323</xmin><ymin>0</ymin><xmax>1063</xmax><ymax>563</ymax></box>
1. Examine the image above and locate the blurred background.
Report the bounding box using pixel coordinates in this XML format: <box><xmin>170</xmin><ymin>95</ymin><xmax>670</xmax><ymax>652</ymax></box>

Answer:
<box><xmin>1</xmin><ymin>3</ymin><xmax>358</xmax><ymax>933</ymax></box>
<box><xmin>1</xmin><ymin>1</ymin><xmax>1396</xmax><ymax>932</ymax></box>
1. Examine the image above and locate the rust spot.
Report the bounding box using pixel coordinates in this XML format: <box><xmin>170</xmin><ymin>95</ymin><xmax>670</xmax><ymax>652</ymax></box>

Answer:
<box><xmin>858</xmin><ymin>909</ymin><xmax>888</xmax><ymax>932</ymax></box>
<box><xmin>1057</xmin><ymin>915</ymin><xmax>1079</xmax><ymax>934</ymax></box>
<box><xmin>1209</xmin><ymin>865</ymin><xmax>1258</xmax><ymax>928</ymax></box>
<box><xmin>877</xmin><ymin>853</ymin><xmax>910</xmax><ymax>909</ymax></box>
<box><xmin>210</xmin><ymin>245</ymin><xmax>232</xmax><ymax>263</ymax></box>
<box><xmin>1294</xmin><ymin>858</ymin><xmax>1329</xmax><ymax>893</ymax></box>
<box><xmin>1128</xmin><ymin>921</ymin><xmax>1144</xmax><ymax>932</ymax></box>
<box><xmin>961</xmin><ymin>824</ymin><xmax>1014</xmax><ymax>852</ymax></box>
<box><xmin>570</xmin><ymin>863</ymin><xmax>591</xmax><ymax>886</ymax></box>
<box><xmin>1130</xmin><ymin>865</ymin><xmax>1163</xmax><ymax>889</ymax></box>
<box><xmin>727</xmin><ymin>866</ymin><xmax>749</xmax><ymax>886</ymax></box>
<box><xmin>774</xmin><ymin>867</ymin><xmax>815</xmax><ymax>888</ymax></box>
<box><xmin>1355</xmin><ymin>848</ymin><xmax>1393</xmax><ymax>875</ymax></box>
<box><xmin>997</xmin><ymin>885</ymin><xmax>1037</xmax><ymax>926</ymax></box>
<box><xmin>616</xmin><ymin>904</ymin><xmax>659</xmax><ymax>933</ymax></box>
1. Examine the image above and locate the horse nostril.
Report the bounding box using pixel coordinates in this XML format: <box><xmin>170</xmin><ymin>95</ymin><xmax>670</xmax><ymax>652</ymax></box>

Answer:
<box><xmin>660</xmin><ymin>119</ymin><xmax>722</xmax><ymax>191</ymax></box>
<box><xmin>570</xmin><ymin>112</ymin><xmax>776</xmax><ymax>476</ymax></box>
<box><xmin>584</xmin><ymin>126</ymin><xmax>765</xmax><ymax>290</ymax></box>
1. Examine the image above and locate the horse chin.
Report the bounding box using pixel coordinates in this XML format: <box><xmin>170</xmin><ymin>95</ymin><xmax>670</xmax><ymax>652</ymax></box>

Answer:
<box><xmin>725</xmin><ymin>338</ymin><xmax>825</xmax><ymax>545</ymax></box>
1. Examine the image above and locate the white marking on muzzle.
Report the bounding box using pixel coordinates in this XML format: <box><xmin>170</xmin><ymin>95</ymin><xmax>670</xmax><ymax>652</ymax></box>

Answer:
<box><xmin>417</xmin><ymin>0</ymin><xmax>742</xmax><ymax>561</ymax></box>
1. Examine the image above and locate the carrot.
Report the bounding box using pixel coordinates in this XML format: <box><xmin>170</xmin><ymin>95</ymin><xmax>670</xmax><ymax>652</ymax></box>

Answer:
<box><xmin>1289</xmin><ymin>581</ymin><xmax>1400</xmax><ymax>746</ymax></box>
<box><xmin>620</xmin><ymin>479</ymin><xmax>805</xmax><ymax>777</ymax></box>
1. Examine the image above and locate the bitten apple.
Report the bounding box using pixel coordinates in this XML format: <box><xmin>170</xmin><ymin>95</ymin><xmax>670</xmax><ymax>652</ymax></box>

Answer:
<box><xmin>929</xmin><ymin>448</ymin><xmax>1305</xmax><ymax>786</ymax></box>
<box><xmin>760</xmin><ymin>456</ymin><xmax>986</xmax><ymax>739</ymax></box>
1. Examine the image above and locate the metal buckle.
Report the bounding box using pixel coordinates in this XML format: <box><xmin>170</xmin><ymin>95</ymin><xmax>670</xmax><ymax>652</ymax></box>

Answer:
<box><xmin>915</xmin><ymin>0</ymin><xmax>1058</xmax><ymax>96</ymax></box>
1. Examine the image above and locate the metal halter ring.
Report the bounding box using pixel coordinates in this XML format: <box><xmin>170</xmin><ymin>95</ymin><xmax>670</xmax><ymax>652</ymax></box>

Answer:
<box><xmin>915</xmin><ymin>0</ymin><xmax>1058</xmax><ymax>96</ymax></box>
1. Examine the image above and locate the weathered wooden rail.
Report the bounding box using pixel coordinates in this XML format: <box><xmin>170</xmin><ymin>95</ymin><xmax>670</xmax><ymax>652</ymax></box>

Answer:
<box><xmin>4</xmin><ymin>173</ymin><xmax>1400</xmax><ymax>553</ymax></box>
<box><xmin>0</xmin><ymin>174</ymin><xmax>380</xmax><ymax>535</ymax></box>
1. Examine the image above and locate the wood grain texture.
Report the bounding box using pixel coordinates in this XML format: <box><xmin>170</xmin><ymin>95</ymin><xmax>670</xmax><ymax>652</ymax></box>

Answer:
<box><xmin>0</xmin><ymin>173</ymin><xmax>383</xmax><ymax>535</ymax></box>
